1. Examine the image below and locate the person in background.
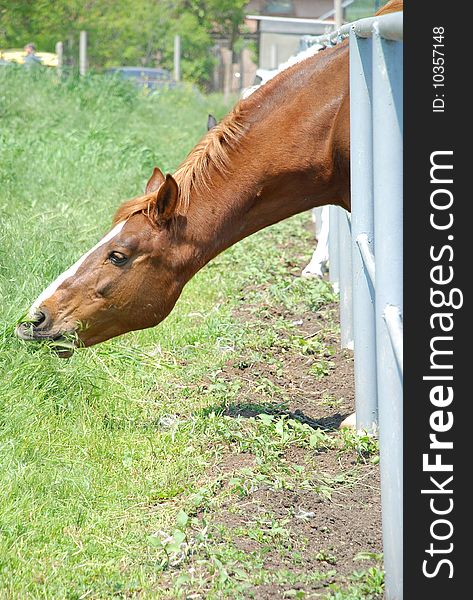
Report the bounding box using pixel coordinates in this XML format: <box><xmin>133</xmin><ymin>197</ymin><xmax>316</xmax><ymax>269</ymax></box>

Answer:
<box><xmin>24</xmin><ymin>43</ymin><xmax>42</xmax><ymax>67</ymax></box>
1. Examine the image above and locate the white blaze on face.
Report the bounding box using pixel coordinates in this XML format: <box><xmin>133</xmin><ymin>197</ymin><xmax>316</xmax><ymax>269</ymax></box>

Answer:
<box><xmin>29</xmin><ymin>221</ymin><xmax>126</xmax><ymax>317</ymax></box>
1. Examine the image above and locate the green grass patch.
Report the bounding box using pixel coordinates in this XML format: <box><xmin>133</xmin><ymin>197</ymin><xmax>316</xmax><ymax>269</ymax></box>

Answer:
<box><xmin>0</xmin><ymin>68</ymin><xmax>378</xmax><ymax>598</ymax></box>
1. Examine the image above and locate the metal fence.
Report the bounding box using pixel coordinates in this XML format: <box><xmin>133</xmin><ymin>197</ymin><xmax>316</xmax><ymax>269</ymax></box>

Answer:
<box><xmin>307</xmin><ymin>10</ymin><xmax>403</xmax><ymax>600</ymax></box>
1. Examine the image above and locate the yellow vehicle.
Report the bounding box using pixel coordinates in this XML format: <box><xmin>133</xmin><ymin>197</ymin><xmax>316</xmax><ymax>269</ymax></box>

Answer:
<box><xmin>0</xmin><ymin>49</ymin><xmax>58</xmax><ymax>67</ymax></box>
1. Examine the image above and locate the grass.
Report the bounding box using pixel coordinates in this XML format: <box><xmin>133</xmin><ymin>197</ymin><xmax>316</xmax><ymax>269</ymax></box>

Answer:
<box><xmin>0</xmin><ymin>67</ymin><xmax>380</xmax><ymax>598</ymax></box>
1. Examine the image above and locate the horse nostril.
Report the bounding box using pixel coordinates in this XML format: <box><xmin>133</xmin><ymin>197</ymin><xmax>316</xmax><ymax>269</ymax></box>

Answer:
<box><xmin>29</xmin><ymin>308</ymin><xmax>50</xmax><ymax>329</ymax></box>
<box><xmin>34</xmin><ymin>310</ymin><xmax>47</xmax><ymax>326</ymax></box>
<box><xmin>16</xmin><ymin>308</ymin><xmax>55</xmax><ymax>341</ymax></box>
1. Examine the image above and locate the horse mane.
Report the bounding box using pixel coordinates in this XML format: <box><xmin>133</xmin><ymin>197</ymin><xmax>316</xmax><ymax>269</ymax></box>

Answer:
<box><xmin>169</xmin><ymin>0</ymin><xmax>404</xmax><ymax>215</ymax></box>
<box><xmin>113</xmin><ymin>0</ymin><xmax>403</xmax><ymax>226</ymax></box>
<box><xmin>376</xmin><ymin>0</ymin><xmax>403</xmax><ymax>16</ymax></box>
<box><xmin>113</xmin><ymin>192</ymin><xmax>159</xmax><ymax>225</ymax></box>
<box><xmin>172</xmin><ymin>104</ymin><xmax>249</xmax><ymax>213</ymax></box>
<box><xmin>112</xmin><ymin>104</ymin><xmax>249</xmax><ymax>225</ymax></box>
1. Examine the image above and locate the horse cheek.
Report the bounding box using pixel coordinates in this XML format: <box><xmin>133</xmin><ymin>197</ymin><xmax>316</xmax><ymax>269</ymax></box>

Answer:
<box><xmin>96</xmin><ymin>279</ymin><xmax>115</xmax><ymax>298</ymax></box>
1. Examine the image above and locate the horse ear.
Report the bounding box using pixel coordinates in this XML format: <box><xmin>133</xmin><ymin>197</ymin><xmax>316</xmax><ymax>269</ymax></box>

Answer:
<box><xmin>145</xmin><ymin>167</ymin><xmax>165</xmax><ymax>194</ymax></box>
<box><xmin>207</xmin><ymin>114</ymin><xmax>217</xmax><ymax>131</ymax></box>
<box><xmin>155</xmin><ymin>174</ymin><xmax>179</xmax><ymax>223</ymax></box>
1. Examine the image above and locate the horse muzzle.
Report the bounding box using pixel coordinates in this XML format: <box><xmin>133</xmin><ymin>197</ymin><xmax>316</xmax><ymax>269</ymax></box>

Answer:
<box><xmin>16</xmin><ymin>308</ymin><xmax>78</xmax><ymax>358</ymax></box>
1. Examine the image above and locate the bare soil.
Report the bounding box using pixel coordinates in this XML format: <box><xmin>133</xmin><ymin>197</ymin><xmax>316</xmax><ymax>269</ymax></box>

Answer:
<box><xmin>222</xmin><ymin>301</ymin><xmax>356</xmax><ymax>429</ymax></box>
<box><xmin>200</xmin><ymin>288</ymin><xmax>382</xmax><ymax>597</ymax></box>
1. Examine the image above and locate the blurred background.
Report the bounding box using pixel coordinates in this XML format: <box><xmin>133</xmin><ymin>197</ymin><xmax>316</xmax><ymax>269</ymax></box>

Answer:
<box><xmin>1</xmin><ymin>1</ymin><xmax>387</xmax><ymax>94</ymax></box>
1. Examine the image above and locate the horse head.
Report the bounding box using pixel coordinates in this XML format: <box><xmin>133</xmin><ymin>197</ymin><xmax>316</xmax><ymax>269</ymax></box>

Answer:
<box><xmin>16</xmin><ymin>40</ymin><xmax>354</xmax><ymax>357</ymax></box>
<box><xmin>16</xmin><ymin>168</ymin><xmax>187</xmax><ymax>356</ymax></box>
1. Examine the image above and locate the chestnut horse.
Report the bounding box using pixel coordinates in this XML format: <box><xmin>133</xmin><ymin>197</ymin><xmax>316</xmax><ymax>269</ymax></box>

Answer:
<box><xmin>16</xmin><ymin>1</ymin><xmax>403</xmax><ymax>355</ymax></box>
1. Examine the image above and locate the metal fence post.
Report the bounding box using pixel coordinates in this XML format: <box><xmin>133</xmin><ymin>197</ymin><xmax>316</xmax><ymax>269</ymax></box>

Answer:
<box><xmin>305</xmin><ymin>11</ymin><xmax>403</xmax><ymax>597</ymax></box>
<box><xmin>338</xmin><ymin>210</ymin><xmax>354</xmax><ymax>349</ymax></box>
<box><xmin>349</xmin><ymin>30</ymin><xmax>378</xmax><ymax>432</ymax></box>
<box><xmin>328</xmin><ymin>205</ymin><xmax>340</xmax><ymax>292</ymax></box>
<box><xmin>372</xmin><ymin>24</ymin><xmax>403</xmax><ymax>600</ymax></box>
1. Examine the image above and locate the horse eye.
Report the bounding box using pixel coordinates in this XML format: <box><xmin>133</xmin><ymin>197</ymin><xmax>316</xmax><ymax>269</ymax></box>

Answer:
<box><xmin>108</xmin><ymin>251</ymin><xmax>128</xmax><ymax>266</ymax></box>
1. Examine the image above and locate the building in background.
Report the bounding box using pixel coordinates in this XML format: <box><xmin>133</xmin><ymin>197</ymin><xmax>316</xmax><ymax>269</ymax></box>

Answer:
<box><xmin>244</xmin><ymin>14</ymin><xmax>333</xmax><ymax>70</ymax></box>
<box><xmin>212</xmin><ymin>1</ymin><xmax>381</xmax><ymax>93</ymax></box>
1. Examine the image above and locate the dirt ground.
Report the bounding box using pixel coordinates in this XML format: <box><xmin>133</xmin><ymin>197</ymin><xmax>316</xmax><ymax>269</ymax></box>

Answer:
<box><xmin>223</xmin><ymin>301</ymin><xmax>356</xmax><ymax>429</ymax></box>
<box><xmin>164</xmin><ymin>218</ymin><xmax>384</xmax><ymax>598</ymax></box>
<box><xmin>200</xmin><ymin>293</ymin><xmax>383</xmax><ymax>597</ymax></box>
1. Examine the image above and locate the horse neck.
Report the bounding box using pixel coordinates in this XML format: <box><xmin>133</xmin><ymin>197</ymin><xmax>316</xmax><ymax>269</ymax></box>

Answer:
<box><xmin>178</xmin><ymin>45</ymin><xmax>350</xmax><ymax>271</ymax></box>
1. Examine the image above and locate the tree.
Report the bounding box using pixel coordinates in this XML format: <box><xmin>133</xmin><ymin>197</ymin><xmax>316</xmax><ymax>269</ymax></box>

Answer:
<box><xmin>0</xmin><ymin>0</ymin><xmax>249</xmax><ymax>89</ymax></box>
<box><xmin>205</xmin><ymin>0</ymin><xmax>247</xmax><ymax>61</ymax></box>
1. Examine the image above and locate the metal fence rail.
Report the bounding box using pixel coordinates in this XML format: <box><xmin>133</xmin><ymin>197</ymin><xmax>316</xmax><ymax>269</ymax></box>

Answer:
<box><xmin>307</xmin><ymin>11</ymin><xmax>403</xmax><ymax>600</ymax></box>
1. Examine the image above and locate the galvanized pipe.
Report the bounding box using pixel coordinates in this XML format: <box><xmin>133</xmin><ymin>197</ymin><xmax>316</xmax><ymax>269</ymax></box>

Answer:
<box><xmin>356</xmin><ymin>234</ymin><xmax>376</xmax><ymax>286</ymax></box>
<box><xmin>372</xmin><ymin>25</ymin><xmax>403</xmax><ymax>600</ymax></box>
<box><xmin>305</xmin><ymin>11</ymin><xmax>403</xmax><ymax>47</ymax></box>
<box><xmin>338</xmin><ymin>209</ymin><xmax>354</xmax><ymax>349</ymax></box>
<box><xmin>362</xmin><ymin>13</ymin><xmax>403</xmax><ymax>40</ymax></box>
<box><xmin>383</xmin><ymin>304</ymin><xmax>403</xmax><ymax>375</ymax></box>
<box><xmin>328</xmin><ymin>206</ymin><xmax>340</xmax><ymax>292</ymax></box>
<box><xmin>314</xmin><ymin>12</ymin><xmax>404</xmax><ymax>596</ymax></box>
<box><xmin>349</xmin><ymin>30</ymin><xmax>378</xmax><ymax>433</ymax></box>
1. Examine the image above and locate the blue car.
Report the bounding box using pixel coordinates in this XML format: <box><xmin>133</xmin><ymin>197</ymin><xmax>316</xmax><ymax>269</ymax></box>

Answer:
<box><xmin>105</xmin><ymin>66</ymin><xmax>177</xmax><ymax>90</ymax></box>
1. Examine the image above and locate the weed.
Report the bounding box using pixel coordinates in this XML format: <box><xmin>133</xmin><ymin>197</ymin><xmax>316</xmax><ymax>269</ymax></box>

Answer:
<box><xmin>310</xmin><ymin>358</ymin><xmax>334</xmax><ymax>379</ymax></box>
<box><xmin>315</xmin><ymin>549</ymin><xmax>338</xmax><ymax>565</ymax></box>
<box><xmin>339</xmin><ymin>429</ymin><xmax>380</xmax><ymax>463</ymax></box>
<box><xmin>320</xmin><ymin>393</ymin><xmax>343</xmax><ymax>408</ymax></box>
<box><xmin>325</xmin><ymin>566</ymin><xmax>384</xmax><ymax>599</ymax></box>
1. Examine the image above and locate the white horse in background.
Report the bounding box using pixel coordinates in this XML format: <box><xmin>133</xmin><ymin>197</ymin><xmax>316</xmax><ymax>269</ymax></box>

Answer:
<box><xmin>241</xmin><ymin>43</ymin><xmax>330</xmax><ymax>279</ymax></box>
<box><xmin>302</xmin><ymin>206</ymin><xmax>330</xmax><ymax>278</ymax></box>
